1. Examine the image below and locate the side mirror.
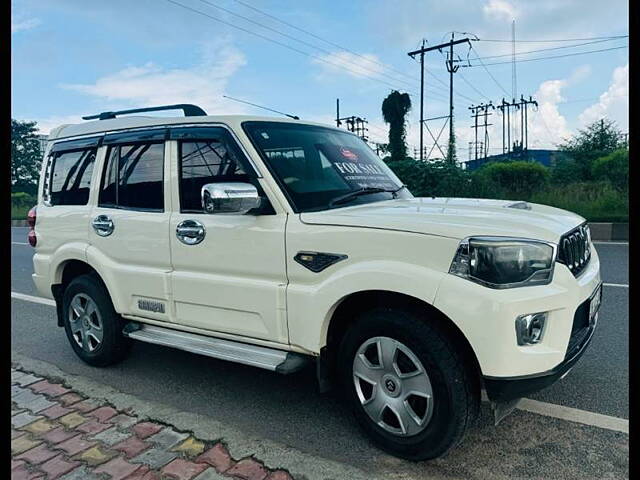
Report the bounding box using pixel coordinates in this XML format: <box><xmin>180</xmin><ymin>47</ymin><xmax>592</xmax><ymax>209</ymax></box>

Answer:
<box><xmin>201</xmin><ymin>182</ymin><xmax>262</xmax><ymax>214</ymax></box>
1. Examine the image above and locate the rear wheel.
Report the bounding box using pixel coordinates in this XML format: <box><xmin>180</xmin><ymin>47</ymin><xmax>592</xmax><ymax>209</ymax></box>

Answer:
<box><xmin>62</xmin><ymin>274</ymin><xmax>130</xmax><ymax>367</ymax></box>
<box><xmin>338</xmin><ymin>306</ymin><xmax>479</xmax><ymax>460</ymax></box>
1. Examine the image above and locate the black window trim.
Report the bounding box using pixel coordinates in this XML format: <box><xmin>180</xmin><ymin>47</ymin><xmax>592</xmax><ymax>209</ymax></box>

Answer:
<box><xmin>47</xmin><ymin>146</ymin><xmax>99</xmax><ymax>207</ymax></box>
<box><xmin>98</xmin><ymin>141</ymin><xmax>166</xmax><ymax>213</ymax></box>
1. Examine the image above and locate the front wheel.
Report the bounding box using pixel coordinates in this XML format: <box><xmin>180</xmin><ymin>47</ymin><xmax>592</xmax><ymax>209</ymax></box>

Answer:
<box><xmin>338</xmin><ymin>307</ymin><xmax>479</xmax><ymax>460</ymax></box>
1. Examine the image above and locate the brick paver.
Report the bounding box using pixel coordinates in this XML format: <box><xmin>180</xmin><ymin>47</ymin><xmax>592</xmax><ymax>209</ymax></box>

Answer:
<box><xmin>11</xmin><ymin>367</ymin><xmax>297</xmax><ymax>480</ymax></box>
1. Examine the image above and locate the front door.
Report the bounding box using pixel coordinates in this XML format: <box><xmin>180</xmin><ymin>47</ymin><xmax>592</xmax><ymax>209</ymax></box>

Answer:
<box><xmin>87</xmin><ymin>130</ymin><xmax>173</xmax><ymax>323</ymax></box>
<box><xmin>167</xmin><ymin>128</ymin><xmax>289</xmax><ymax>345</ymax></box>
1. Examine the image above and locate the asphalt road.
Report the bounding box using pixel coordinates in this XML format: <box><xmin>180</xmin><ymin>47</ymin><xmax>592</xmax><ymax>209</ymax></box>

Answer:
<box><xmin>11</xmin><ymin>227</ymin><xmax>629</xmax><ymax>479</ymax></box>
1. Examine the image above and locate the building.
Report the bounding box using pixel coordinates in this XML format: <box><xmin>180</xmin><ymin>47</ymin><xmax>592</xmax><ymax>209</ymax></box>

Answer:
<box><xmin>462</xmin><ymin>149</ymin><xmax>559</xmax><ymax>171</ymax></box>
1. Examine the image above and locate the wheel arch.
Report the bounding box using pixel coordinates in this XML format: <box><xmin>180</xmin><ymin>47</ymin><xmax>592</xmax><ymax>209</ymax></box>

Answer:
<box><xmin>321</xmin><ymin>290</ymin><xmax>482</xmax><ymax>391</ymax></box>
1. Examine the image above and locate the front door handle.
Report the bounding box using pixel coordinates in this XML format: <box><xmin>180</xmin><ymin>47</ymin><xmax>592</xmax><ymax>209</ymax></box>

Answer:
<box><xmin>176</xmin><ymin>220</ymin><xmax>206</xmax><ymax>245</ymax></box>
<box><xmin>92</xmin><ymin>215</ymin><xmax>114</xmax><ymax>237</ymax></box>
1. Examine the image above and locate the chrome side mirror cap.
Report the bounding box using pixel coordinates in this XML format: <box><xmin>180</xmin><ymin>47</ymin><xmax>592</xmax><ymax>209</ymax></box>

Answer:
<box><xmin>201</xmin><ymin>182</ymin><xmax>261</xmax><ymax>214</ymax></box>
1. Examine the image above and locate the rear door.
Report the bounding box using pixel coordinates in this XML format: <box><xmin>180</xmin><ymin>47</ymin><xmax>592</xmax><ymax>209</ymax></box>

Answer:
<box><xmin>167</xmin><ymin>127</ymin><xmax>289</xmax><ymax>344</ymax></box>
<box><xmin>87</xmin><ymin>129</ymin><xmax>174</xmax><ymax>322</ymax></box>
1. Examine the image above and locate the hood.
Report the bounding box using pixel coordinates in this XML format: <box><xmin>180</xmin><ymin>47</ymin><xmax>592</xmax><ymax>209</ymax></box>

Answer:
<box><xmin>300</xmin><ymin>197</ymin><xmax>585</xmax><ymax>243</ymax></box>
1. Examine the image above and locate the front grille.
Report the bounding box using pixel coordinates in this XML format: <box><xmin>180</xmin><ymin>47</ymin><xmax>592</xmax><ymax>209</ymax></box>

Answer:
<box><xmin>558</xmin><ymin>224</ymin><xmax>591</xmax><ymax>277</ymax></box>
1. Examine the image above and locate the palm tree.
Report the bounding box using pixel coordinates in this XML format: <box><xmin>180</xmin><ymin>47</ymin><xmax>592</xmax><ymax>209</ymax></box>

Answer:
<box><xmin>382</xmin><ymin>91</ymin><xmax>412</xmax><ymax>162</ymax></box>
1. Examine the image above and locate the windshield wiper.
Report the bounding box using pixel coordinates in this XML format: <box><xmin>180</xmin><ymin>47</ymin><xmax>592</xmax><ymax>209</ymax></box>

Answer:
<box><xmin>329</xmin><ymin>187</ymin><xmax>389</xmax><ymax>208</ymax></box>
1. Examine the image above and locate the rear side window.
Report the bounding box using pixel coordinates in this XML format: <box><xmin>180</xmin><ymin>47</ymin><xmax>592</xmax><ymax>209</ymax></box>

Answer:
<box><xmin>49</xmin><ymin>148</ymin><xmax>96</xmax><ymax>206</ymax></box>
<box><xmin>99</xmin><ymin>143</ymin><xmax>164</xmax><ymax>211</ymax></box>
<box><xmin>178</xmin><ymin>139</ymin><xmax>251</xmax><ymax>212</ymax></box>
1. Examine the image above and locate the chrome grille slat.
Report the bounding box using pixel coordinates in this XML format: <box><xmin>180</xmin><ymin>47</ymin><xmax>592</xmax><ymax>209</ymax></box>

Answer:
<box><xmin>558</xmin><ymin>224</ymin><xmax>591</xmax><ymax>277</ymax></box>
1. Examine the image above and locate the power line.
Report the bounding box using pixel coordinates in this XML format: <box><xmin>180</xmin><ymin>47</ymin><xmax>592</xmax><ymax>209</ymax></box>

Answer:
<box><xmin>165</xmin><ymin>0</ymin><xmax>419</xmax><ymax>94</ymax></box>
<box><xmin>229</xmin><ymin>0</ymin><xmax>422</xmax><ymax>84</ymax></box>
<box><xmin>463</xmin><ymin>45</ymin><xmax>628</xmax><ymax>67</ymax></box>
<box><xmin>471</xmin><ymin>37</ymin><xmax>627</xmax><ymax>61</ymax></box>
<box><xmin>196</xmin><ymin>0</ymin><xmax>421</xmax><ymax>91</ymax></box>
<box><xmin>479</xmin><ymin>34</ymin><xmax>628</xmax><ymax>43</ymax></box>
<box><xmin>468</xmin><ymin>44</ymin><xmax>510</xmax><ymax>97</ymax></box>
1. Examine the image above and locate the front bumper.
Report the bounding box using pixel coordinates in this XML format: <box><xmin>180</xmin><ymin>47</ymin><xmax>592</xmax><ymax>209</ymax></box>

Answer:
<box><xmin>483</xmin><ymin>292</ymin><xmax>598</xmax><ymax>401</ymax></box>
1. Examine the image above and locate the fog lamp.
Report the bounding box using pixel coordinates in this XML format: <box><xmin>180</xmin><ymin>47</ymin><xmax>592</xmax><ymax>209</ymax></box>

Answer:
<box><xmin>515</xmin><ymin>312</ymin><xmax>548</xmax><ymax>346</ymax></box>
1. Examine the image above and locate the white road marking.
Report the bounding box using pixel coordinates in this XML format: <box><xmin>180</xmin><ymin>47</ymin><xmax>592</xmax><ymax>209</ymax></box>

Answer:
<box><xmin>603</xmin><ymin>283</ymin><xmax>629</xmax><ymax>288</ymax></box>
<box><xmin>12</xmin><ymin>290</ymin><xmax>629</xmax><ymax>434</ymax></box>
<box><xmin>11</xmin><ymin>292</ymin><xmax>56</xmax><ymax>307</ymax></box>
<box><xmin>593</xmin><ymin>241</ymin><xmax>628</xmax><ymax>246</ymax></box>
<box><xmin>12</xmin><ymin>242</ymin><xmax>29</xmax><ymax>246</ymax></box>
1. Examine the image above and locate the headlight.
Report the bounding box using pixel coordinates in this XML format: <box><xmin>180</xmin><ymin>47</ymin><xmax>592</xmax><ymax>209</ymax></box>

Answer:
<box><xmin>449</xmin><ymin>237</ymin><xmax>556</xmax><ymax>289</ymax></box>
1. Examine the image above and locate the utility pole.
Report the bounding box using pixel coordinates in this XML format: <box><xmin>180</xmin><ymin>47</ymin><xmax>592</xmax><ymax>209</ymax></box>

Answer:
<box><xmin>336</xmin><ymin>114</ymin><xmax>368</xmax><ymax>141</ymax></box>
<box><xmin>408</xmin><ymin>35</ymin><xmax>471</xmax><ymax>163</ymax></box>
<box><xmin>519</xmin><ymin>95</ymin><xmax>537</xmax><ymax>150</ymax></box>
<box><xmin>469</xmin><ymin>103</ymin><xmax>494</xmax><ymax>160</ymax></box>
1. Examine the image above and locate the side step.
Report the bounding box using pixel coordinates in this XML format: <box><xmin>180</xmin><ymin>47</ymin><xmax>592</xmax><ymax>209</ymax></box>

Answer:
<box><xmin>123</xmin><ymin>323</ymin><xmax>311</xmax><ymax>374</ymax></box>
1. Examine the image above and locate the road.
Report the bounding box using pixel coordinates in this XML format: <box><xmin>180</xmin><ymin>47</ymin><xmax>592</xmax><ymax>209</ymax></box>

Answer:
<box><xmin>11</xmin><ymin>227</ymin><xmax>629</xmax><ymax>479</ymax></box>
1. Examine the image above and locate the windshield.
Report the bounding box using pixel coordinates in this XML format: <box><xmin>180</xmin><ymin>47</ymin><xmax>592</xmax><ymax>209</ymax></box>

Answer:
<box><xmin>243</xmin><ymin>121</ymin><xmax>412</xmax><ymax>212</ymax></box>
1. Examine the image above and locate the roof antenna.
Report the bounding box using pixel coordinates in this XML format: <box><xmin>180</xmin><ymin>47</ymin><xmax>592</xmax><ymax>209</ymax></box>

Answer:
<box><xmin>222</xmin><ymin>95</ymin><xmax>300</xmax><ymax>120</ymax></box>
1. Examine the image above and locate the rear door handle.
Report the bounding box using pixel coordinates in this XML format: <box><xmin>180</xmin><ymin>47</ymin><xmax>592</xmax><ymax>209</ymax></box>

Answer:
<box><xmin>92</xmin><ymin>215</ymin><xmax>114</xmax><ymax>237</ymax></box>
<box><xmin>176</xmin><ymin>220</ymin><xmax>206</xmax><ymax>245</ymax></box>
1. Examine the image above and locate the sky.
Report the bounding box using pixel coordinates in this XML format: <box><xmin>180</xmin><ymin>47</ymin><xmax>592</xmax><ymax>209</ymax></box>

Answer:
<box><xmin>11</xmin><ymin>0</ymin><xmax>629</xmax><ymax>161</ymax></box>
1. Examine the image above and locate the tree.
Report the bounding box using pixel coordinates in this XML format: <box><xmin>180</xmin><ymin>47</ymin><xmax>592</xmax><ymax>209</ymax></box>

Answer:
<box><xmin>557</xmin><ymin>118</ymin><xmax>625</xmax><ymax>181</ymax></box>
<box><xmin>11</xmin><ymin>119</ymin><xmax>42</xmax><ymax>194</ymax></box>
<box><xmin>591</xmin><ymin>148</ymin><xmax>628</xmax><ymax>191</ymax></box>
<box><xmin>381</xmin><ymin>91</ymin><xmax>412</xmax><ymax>162</ymax></box>
<box><xmin>446</xmin><ymin>117</ymin><xmax>457</xmax><ymax>164</ymax></box>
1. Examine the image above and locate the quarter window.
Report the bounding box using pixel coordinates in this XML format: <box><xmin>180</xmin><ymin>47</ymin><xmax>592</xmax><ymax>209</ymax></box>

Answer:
<box><xmin>49</xmin><ymin>148</ymin><xmax>96</xmax><ymax>206</ymax></box>
<box><xmin>99</xmin><ymin>143</ymin><xmax>164</xmax><ymax>211</ymax></box>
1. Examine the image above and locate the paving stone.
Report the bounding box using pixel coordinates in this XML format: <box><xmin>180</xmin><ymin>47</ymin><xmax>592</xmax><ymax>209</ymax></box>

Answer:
<box><xmin>94</xmin><ymin>457</ymin><xmax>142</xmax><ymax>480</ymax></box>
<box><xmin>265</xmin><ymin>471</ymin><xmax>294</xmax><ymax>480</ymax></box>
<box><xmin>16</xmin><ymin>443</ymin><xmax>59</xmax><ymax>465</ymax></box>
<box><xmin>12</xmin><ymin>369</ymin><xmax>26</xmax><ymax>383</ymax></box>
<box><xmin>133</xmin><ymin>422</ymin><xmax>163</xmax><ymax>439</ymax></box>
<box><xmin>58</xmin><ymin>412</ymin><xmax>88</xmax><ymax>429</ymax></box>
<box><xmin>147</xmin><ymin>428</ymin><xmax>189</xmax><ymax>449</ymax></box>
<box><xmin>39</xmin><ymin>454</ymin><xmax>79</xmax><ymax>479</ymax></box>
<box><xmin>30</xmin><ymin>380</ymin><xmax>70</xmax><ymax>398</ymax></box>
<box><xmin>172</xmin><ymin>437</ymin><xmax>206</xmax><ymax>457</ymax></box>
<box><xmin>15</xmin><ymin>390</ymin><xmax>57</xmax><ymax>414</ymax></box>
<box><xmin>70</xmin><ymin>399</ymin><xmax>100</xmax><ymax>413</ymax></box>
<box><xmin>113</xmin><ymin>434</ymin><xmax>151</xmax><ymax>458</ymax></box>
<box><xmin>57</xmin><ymin>393</ymin><xmax>83</xmax><ymax>407</ymax></box>
<box><xmin>73</xmin><ymin>444</ymin><xmax>117</xmax><ymax>466</ymax></box>
<box><xmin>8</xmin><ymin>460</ymin><xmax>45</xmax><ymax>479</ymax></box>
<box><xmin>12</xmin><ymin>385</ymin><xmax>24</xmax><ymax>397</ymax></box>
<box><xmin>225</xmin><ymin>458</ymin><xmax>269</xmax><ymax>480</ymax></box>
<box><xmin>131</xmin><ymin>446</ymin><xmax>178</xmax><ymax>469</ymax></box>
<box><xmin>196</xmin><ymin>443</ymin><xmax>235</xmax><ymax>473</ymax></box>
<box><xmin>87</xmin><ymin>405</ymin><xmax>118</xmax><ymax>422</ymax></box>
<box><xmin>90</xmin><ymin>426</ymin><xmax>132</xmax><ymax>446</ymax></box>
<box><xmin>41</xmin><ymin>404</ymin><xmax>73</xmax><ymax>420</ymax></box>
<box><xmin>21</xmin><ymin>418</ymin><xmax>57</xmax><ymax>435</ymax></box>
<box><xmin>42</xmin><ymin>427</ymin><xmax>78</xmax><ymax>445</ymax></box>
<box><xmin>193</xmin><ymin>467</ymin><xmax>228</xmax><ymax>480</ymax></box>
<box><xmin>12</xmin><ymin>459</ymin><xmax>26</xmax><ymax>470</ymax></box>
<box><xmin>55</xmin><ymin>435</ymin><xmax>96</xmax><ymax>456</ymax></box>
<box><xmin>12</xmin><ymin>411</ymin><xmax>43</xmax><ymax>428</ymax></box>
<box><xmin>109</xmin><ymin>413</ymin><xmax>138</xmax><ymax>429</ymax></box>
<box><xmin>59</xmin><ymin>465</ymin><xmax>102</xmax><ymax>480</ymax></box>
<box><xmin>77</xmin><ymin>419</ymin><xmax>111</xmax><ymax>435</ymax></box>
<box><xmin>12</xmin><ymin>429</ymin><xmax>26</xmax><ymax>440</ymax></box>
<box><xmin>161</xmin><ymin>458</ymin><xmax>208</xmax><ymax>480</ymax></box>
<box><xmin>12</xmin><ymin>435</ymin><xmax>42</xmax><ymax>455</ymax></box>
<box><xmin>13</xmin><ymin>372</ymin><xmax>42</xmax><ymax>387</ymax></box>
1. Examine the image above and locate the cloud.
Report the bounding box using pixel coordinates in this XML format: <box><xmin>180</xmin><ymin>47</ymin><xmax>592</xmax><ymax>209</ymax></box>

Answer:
<box><xmin>11</xmin><ymin>16</ymin><xmax>41</xmax><ymax>34</ymax></box>
<box><xmin>34</xmin><ymin>115</ymin><xmax>85</xmax><ymax>135</ymax></box>
<box><xmin>61</xmin><ymin>39</ymin><xmax>247</xmax><ymax>116</ymax></box>
<box><xmin>483</xmin><ymin>0</ymin><xmax>518</xmax><ymax>21</ymax></box>
<box><xmin>527</xmin><ymin>78</ymin><xmax>571</xmax><ymax>148</ymax></box>
<box><xmin>578</xmin><ymin>63</ymin><xmax>628</xmax><ymax>130</ymax></box>
<box><xmin>312</xmin><ymin>51</ymin><xmax>385</xmax><ymax>80</ymax></box>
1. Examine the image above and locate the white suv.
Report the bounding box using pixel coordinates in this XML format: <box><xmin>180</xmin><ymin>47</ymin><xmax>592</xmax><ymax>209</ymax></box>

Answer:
<box><xmin>30</xmin><ymin>104</ymin><xmax>602</xmax><ymax>460</ymax></box>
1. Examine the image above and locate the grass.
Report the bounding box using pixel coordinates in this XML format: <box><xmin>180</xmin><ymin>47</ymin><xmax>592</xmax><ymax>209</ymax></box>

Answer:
<box><xmin>12</xmin><ymin>205</ymin><xmax>30</xmax><ymax>221</ymax></box>
<box><xmin>529</xmin><ymin>182</ymin><xmax>628</xmax><ymax>223</ymax></box>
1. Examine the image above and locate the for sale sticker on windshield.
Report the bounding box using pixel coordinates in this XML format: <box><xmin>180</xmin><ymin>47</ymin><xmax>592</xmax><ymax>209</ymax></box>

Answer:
<box><xmin>318</xmin><ymin>144</ymin><xmax>398</xmax><ymax>190</ymax></box>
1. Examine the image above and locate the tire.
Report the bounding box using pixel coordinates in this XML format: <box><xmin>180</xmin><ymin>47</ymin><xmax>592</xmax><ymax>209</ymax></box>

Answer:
<box><xmin>337</xmin><ymin>306</ymin><xmax>479</xmax><ymax>460</ymax></box>
<box><xmin>62</xmin><ymin>273</ymin><xmax>130</xmax><ymax>367</ymax></box>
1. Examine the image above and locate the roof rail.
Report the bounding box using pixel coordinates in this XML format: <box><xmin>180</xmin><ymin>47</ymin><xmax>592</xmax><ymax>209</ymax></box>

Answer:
<box><xmin>82</xmin><ymin>104</ymin><xmax>207</xmax><ymax>121</ymax></box>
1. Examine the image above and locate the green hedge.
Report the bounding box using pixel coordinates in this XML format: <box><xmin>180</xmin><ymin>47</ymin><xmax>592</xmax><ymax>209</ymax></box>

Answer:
<box><xmin>11</xmin><ymin>192</ymin><xmax>36</xmax><ymax>220</ymax></box>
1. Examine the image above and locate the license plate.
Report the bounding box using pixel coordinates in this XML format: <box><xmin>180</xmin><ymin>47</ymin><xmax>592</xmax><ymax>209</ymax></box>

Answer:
<box><xmin>589</xmin><ymin>284</ymin><xmax>602</xmax><ymax>326</ymax></box>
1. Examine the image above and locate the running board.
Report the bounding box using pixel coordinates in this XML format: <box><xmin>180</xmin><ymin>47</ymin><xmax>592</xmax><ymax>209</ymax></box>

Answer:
<box><xmin>123</xmin><ymin>323</ymin><xmax>310</xmax><ymax>374</ymax></box>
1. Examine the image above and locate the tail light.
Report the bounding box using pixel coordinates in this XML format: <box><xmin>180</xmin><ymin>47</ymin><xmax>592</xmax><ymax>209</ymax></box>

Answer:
<box><xmin>27</xmin><ymin>207</ymin><xmax>37</xmax><ymax>247</ymax></box>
